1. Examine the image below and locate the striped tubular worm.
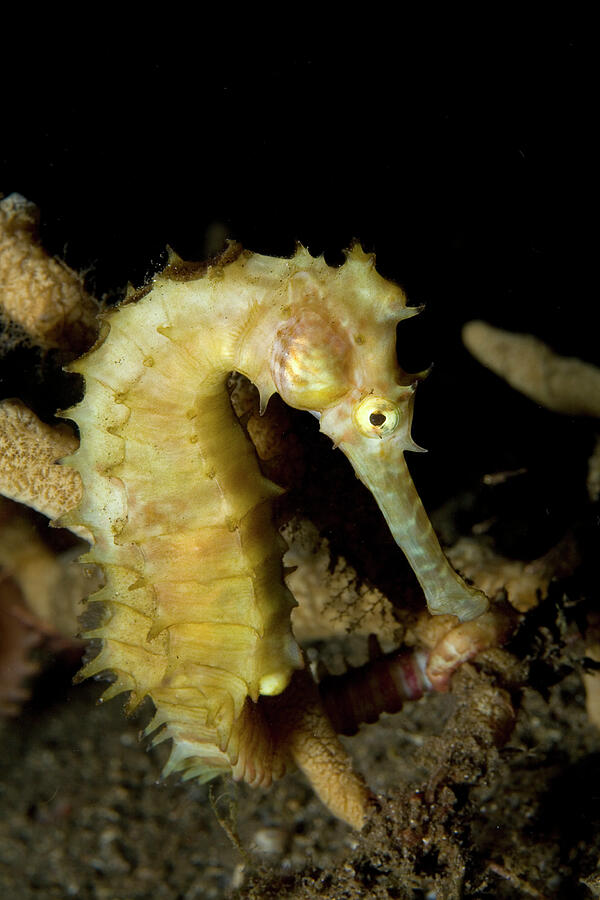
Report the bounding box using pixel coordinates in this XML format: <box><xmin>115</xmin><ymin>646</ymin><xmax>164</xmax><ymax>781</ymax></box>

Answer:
<box><xmin>319</xmin><ymin>642</ymin><xmax>431</xmax><ymax>736</ymax></box>
<box><xmin>59</xmin><ymin>242</ymin><xmax>488</xmax><ymax>828</ymax></box>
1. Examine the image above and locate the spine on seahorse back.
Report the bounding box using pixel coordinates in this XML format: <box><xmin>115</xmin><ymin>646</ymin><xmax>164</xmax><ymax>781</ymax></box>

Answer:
<box><xmin>59</xmin><ymin>241</ymin><xmax>487</xmax><ymax>789</ymax></box>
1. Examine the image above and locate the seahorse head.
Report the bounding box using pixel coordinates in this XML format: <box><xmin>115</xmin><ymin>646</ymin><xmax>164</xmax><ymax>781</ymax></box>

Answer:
<box><xmin>268</xmin><ymin>242</ymin><xmax>487</xmax><ymax>622</ymax></box>
<box><xmin>269</xmin><ymin>242</ymin><xmax>423</xmax><ymax>456</ymax></box>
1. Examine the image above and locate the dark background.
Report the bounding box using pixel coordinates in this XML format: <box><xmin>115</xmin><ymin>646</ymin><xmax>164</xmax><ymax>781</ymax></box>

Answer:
<box><xmin>1</xmin><ymin>23</ymin><xmax>595</xmax><ymax>552</ymax></box>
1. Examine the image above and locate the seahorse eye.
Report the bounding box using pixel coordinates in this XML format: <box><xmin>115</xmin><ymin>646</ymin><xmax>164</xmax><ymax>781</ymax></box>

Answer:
<box><xmin>353</xmin><ymin>397</ymin><xmax>401</xmax><ymax>438</ymax></box>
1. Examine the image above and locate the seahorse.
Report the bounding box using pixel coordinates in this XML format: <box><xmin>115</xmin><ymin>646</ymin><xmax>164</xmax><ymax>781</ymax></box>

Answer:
<box><xmin>59</xmin><ymin>242</ymin><xmax>487</xmax><ymax>827</ymax></box>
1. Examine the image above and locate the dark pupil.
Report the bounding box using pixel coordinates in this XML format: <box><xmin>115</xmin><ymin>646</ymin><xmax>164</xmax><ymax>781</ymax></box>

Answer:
<box><xmin>369</xmin><ymin>412</ymin><xmax>386</xmax><ymax>427</ymax></box>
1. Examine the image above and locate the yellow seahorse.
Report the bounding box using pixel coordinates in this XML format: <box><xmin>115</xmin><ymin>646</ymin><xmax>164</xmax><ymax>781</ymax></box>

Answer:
<box><xmin>59</xmin><ymin>242</ymin><xmax>487</xmax><ymax>827</ymax></box>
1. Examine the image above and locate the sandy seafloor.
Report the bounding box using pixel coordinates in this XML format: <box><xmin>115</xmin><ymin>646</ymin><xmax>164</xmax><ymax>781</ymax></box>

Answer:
<box><xmin>1</xmin><ymin>649</ymin><xmax>600</xmax><ymax>899</ymax></box>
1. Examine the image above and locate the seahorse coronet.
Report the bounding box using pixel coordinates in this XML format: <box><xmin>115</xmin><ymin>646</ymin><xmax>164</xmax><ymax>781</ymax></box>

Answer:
<box><xmin>61</xmin><ymin>242</ymin><xmax>488</xmax><ymax>813</ymax></box>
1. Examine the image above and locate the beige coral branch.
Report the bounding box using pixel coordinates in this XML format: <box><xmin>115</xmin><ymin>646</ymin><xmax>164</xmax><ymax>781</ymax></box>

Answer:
<box><xmin>285</xmin><ymin>517</ymin><xmax>399</xmax><ymax>648</ymax></box>
<box><xmin>0</xmin><ymin>399</ymin><xmax>84</xmax><ymax>528</ymax></box>
<box><xmin>0</xmin><ymin>499</ymin><xmax>98</xmax><ymax>637</ymax></box>
<box><xmin>447</xmin><ymin>534</ymin><xmax>580</xmax><ymax>614</ymax></box>
<box><xmin>0</xmin><ymin>193</ymin><xmax>98</xmax><ymax>352</ymax></box>
<box><xmin>0</xmin><ymin>498</ymin><xmax>100</xmax><ymax>714</ymax></box>
<box><xmin>263</xmin><ymin>669</ymin><xmax>371</xmax><ymax>829</ymax></box>
<box><xmin>462</xmin><ymin>320</ymin><xmax>600</xmax><ymax>417</ymax></box>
